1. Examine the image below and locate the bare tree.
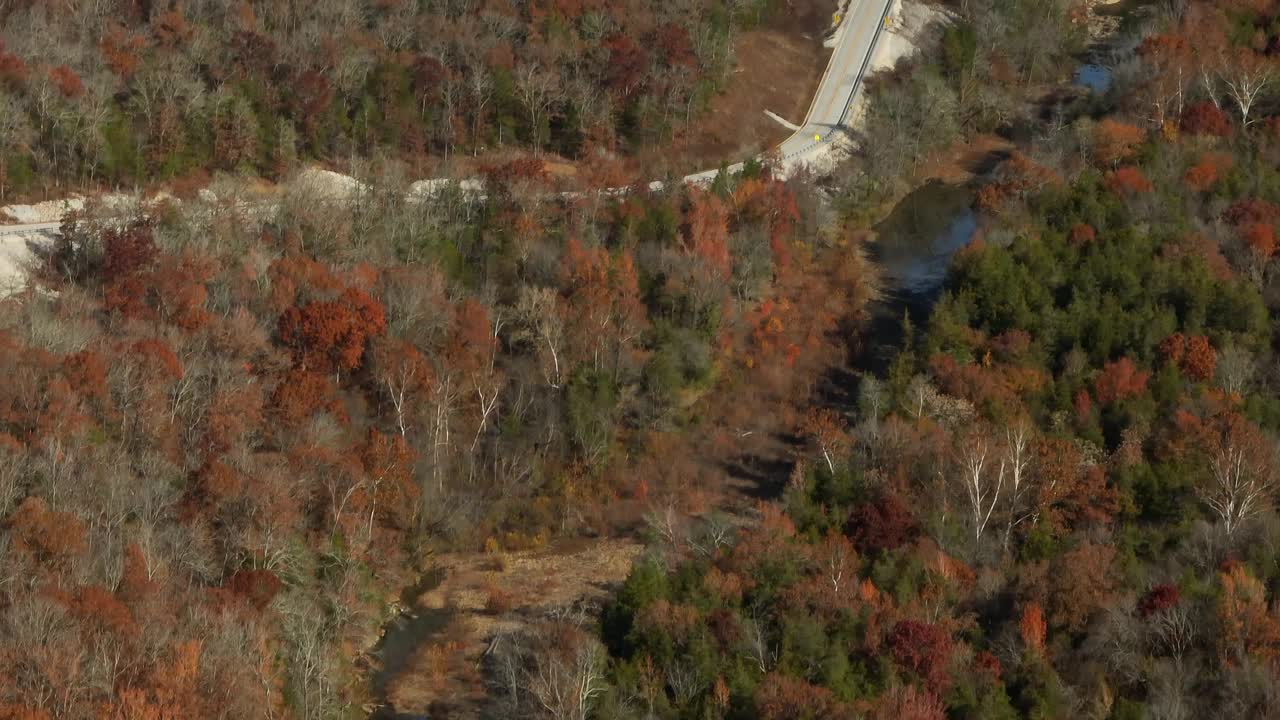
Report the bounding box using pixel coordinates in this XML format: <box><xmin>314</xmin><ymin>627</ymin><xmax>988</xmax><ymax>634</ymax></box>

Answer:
<box><xmin>1215</xmin><ymin>49</ymin><xmax>1275</xmax><ymax>128</ymax></box>
<box><xmin>523</xmin><ymin>623</ymin><xmax>606</xmax><ymax>720</ymax></box>
<box><xmin>514</xmin><ymin>285</ymin><xmax>567</xmax><ymax>389</ymax></box>
<box><xmin>1200</xmin><ymin>416</ymin><xmax>1277</xmax><ymax>538</ymax></box>
<box><xmin>1000</xmin><ymin>418</ymin><xmax>1036</xmax><ymax>550</ymax></box>
<box><xmin>514</xmin><ymin>62</ymin><xmax>565</xmax><ymax>155</ymax></box>
<box><xmin>955</xmin><ymin>427</ymin><xmax>1005</xmax><ymax>544</ymax></box>
<box><xmin>467</xmin><ymin>66</ymin><xmax>494</xmax><ymax>154</ymax></box>
<box><xmin>1215</xmin><ymin>345</ymin><xmax>1256</xmax><ymax>396</ymax></box>
<box><xmin>740</xmin><ymin>610</ymin><xmax>776</xmax><ymax>673</ymax></box>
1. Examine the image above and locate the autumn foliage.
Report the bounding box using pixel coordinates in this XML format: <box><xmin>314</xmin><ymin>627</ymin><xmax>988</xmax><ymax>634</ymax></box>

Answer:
<box><xmin>1093</xmin><ymin>119</ymin><xmax>1146</xmax><ymax>165</ymax></box>
<box><xmin>1092</xmin><ymin>357</ymin><xmax>1150</xmax><ymax>405</ymax></box>
<box><xmin>888</xmin><ymin>620</ymin><xmax>954</xmax><ymax>693</ymax></box>
<box><xmin>1181</xmin><ymin>101</ymin><xmax>1233</xmax><ymax>137</ymax></box>
<box><xmin>278</xmin><ymin>287</ymin><xmax>387</xmax><ymax>373</ymax></box>
<box><xmin>1106</xmin><ymin>166</ymin><xmax>1154</xmax><ymax>195</ymax></box>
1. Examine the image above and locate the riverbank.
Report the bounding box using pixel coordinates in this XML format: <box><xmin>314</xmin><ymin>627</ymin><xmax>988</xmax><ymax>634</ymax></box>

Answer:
<box><xmin>367</xmin><ymin>539</ymin><xmax>643</xmax><ymax>717</ymax></box>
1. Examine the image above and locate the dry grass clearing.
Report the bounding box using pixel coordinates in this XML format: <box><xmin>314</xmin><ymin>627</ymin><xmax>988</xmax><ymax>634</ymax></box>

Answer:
<box><xmin>379</xmin><ymin>538</ymin><xmax>644</xmax><ymax>718</ymax></box>
<box><xmin>645</xmin><ymin>1</ymin><xmax>835</xmax><ymax>175</ymax></box>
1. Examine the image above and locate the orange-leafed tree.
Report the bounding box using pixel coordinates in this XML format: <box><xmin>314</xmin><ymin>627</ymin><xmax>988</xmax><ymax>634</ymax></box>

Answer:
<box><xmin>1106</xmin><ymin>166</ymin><xmax>1153</xmax><ymax>195</ymax></box>
<box><xmin>1184</xmin><ymin>159</ymin><xmax>1220</xmax><ymax>192</ymax></box>
<box><xmin>358</xmin><ymin>428</ymin><xmax>419</xmax><ymax>535</ymax></box>
<box><xmin>1216</xmin><ymin>561</ymin><xmax>1280</xmax><ymax>666</ymax></box>
<box><xmin>1241</xmin><ymin>222</ymin><xmax>1276</xmax><ymax>260</ymax></box>
<box><xmin>872</xmin><ymin>684</ymin><xmax>946</xmax><ymax>720</ymax></box>
<box><xmin>1092</xmin><ymin>119</ymin><xmax>1146</xmax><ymax>166</ymax></box>
<box><xmin>47</xmin><ymin>65</ymin><xmax>84</xmax><ymax>98</ymax></box>
<box><xmin>1136</xmin><ymin>33</ymin><xmax>1192</xmax><ymax>129</ymax></box>
<box><xmin>100</xmin><ymin>23</ymin><xmax>148</xmax><ymax>79</ymax></box>
<box><xmin>684</xmin><ymin>188</ymin><xmax>732</xmax><ymax>281</ymax></box>
<box><xmin>754</xmin><ymin>673</ymin><xmax>846</xmax><ymax>720</ymax></box>
<box><xmin>1183</xmin><ymin>335</ymin><xmax>1217</xmax><ymax>382</ymax></box>
<box><xmin>1019</xmin><ymin>602</ymin><xmax>1047</xmax><ymax>656</ymax></box>
<box><xmin>7</xmin><ymin>496</ymin><xmax>86</xmax><ymax>570</ymax></box>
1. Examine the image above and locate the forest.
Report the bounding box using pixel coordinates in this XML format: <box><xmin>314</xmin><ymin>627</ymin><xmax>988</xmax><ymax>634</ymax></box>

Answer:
<box><xmin>588</xmin><ymin>1</ymin><xmax>1280</xmax><ymax>719</ymax></box>
<box><xmin>0</xmin><ymin>0</ymin><xmax>789</xmax><ymax>198</ymax></box>
<box><xmin>4</xmin><ymin>0</ymin><xmax>1280</xmax><ymax>718</ymax></box>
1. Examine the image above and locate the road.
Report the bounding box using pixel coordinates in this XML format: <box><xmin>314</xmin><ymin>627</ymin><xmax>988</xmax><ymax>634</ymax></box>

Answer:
<box><xmin>777</xmin><ymin>0</ymin><xmax>895</xmax><ymax>162</ymax></box>
<box><xmin>685</xmin><ymin>0</ymin><xmax>895</xmax><ymax>182</ymax></box>
<box><xmin>0</xmin><ymin>0</ymin><xmax>895</xmax><ymax>286</ymax></box>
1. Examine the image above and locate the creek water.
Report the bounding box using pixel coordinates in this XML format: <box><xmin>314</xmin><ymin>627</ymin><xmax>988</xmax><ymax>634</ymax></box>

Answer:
<box><xmin>858</xmin><ymin>181</ymin><xmax>977</xmax><ymax>373</ymax></box>
<box><xmin>369</xmin><ymin>568</ymin><xmax>451</xmax><ymax>719</ymax></box>
<box><xmin>1074</xmin><ymin>64</ymin><xmax>1113</xmax><ymax>94</ymax></box>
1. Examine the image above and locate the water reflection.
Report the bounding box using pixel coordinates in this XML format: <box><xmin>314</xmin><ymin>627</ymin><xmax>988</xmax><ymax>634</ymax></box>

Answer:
<box><xmin>1074</xmin><ymin>64</ymin><xmax>1112</xmax><ymax>93</ymax></box>
<box><xmin>855</xmin><ymin>182</ymin><xmax>976</xmax><ymax>373</ymax></box>
<box><xmin>873</xmin><ymin>181</ymin><xmax>977</xmax><ymax>300</ymax></box>
<box><xmin>370</xmin><ymin>568</ymin><xmax>451</xmax><ymax>719</ymax></box>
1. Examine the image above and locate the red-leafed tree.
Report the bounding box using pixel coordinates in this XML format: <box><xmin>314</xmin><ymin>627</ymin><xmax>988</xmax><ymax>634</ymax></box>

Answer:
<box><xmin>152</xmin><ymin>252</ymin><xmax>217</xmax><ymax>330</ymax></box>
<box><xmin>270</xmin><ymin>367</ymin><xmax>341</xmax><ymax>428</ymax></box>
<box><xmin>226</xmin><ymin>569</ymin><xmax>283</xmax><ymax>610</ymax></box>
<box><xmin>754</xmin><ymin>673</ymin><xmax>845</xmax><ymax>720</ymax></box>
<box><xmin>1224</xmin><ymin>198</ymin><xmax>1280</xmax><ymax>226</ymax></box>
<box><xmin>1241</xmin><ymin>222</ymin><xmax>1276</xmax><ymax>259</ymax></box>
<box><xmin>0</xmin><ymin>45</ymin><xmax>27</xmax><ymax>89</ymax></box>
<box><xmin>1068</xmin><ymin>223</ymin><xmax>1096</xmax><ymax>247</ymax></box>
<box><xmin>1093</xmin><ymin>357</ymin><xmax>1149</xmax><ymax>405</ymax></box>
<box><xmin>278</xmin><ymin>287</ymin><xmax>387</xmax><ymax>374</ymax></box>
<box><xmin>7</xmin><ymin>496</ymin><xmax>87</xmax><ymax>569</ymax></box>
<box><xmin>888</xmin><ymin>620</ymin><xmax>953</xmax><ymax>693</ymax></box>
<box><xmin>848</xmin><ymin>490</ymin><xmax>918</xmax><ymax>554</ymax></box>
<box><xmin>101</xmin><ymin>221</ymin><xmax>159</xmax><ymax>318</ymax></box>
<box><xmin>47</xmin><ymin>65</ymin><xmax>84</xmax><ymax>99</ymax></box>
<box><xmin>1106</xmin><ymin>166</ymin><xmax>1153</xmax><ymax>195</ymax></box>
<box><xmin>603</xmin><ymin>34</ymin><xmax>649</xmax><ymax>99</ymax></box>
<box><xmin>1181</xmin><ymin>101</ymin><xmax>1233</xmax><ymax>136</ymax></box>
<box><xmin>1137</xmin><ymin>584</ymin><xmax>1180</xmax><ymax>617</ymax></box>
